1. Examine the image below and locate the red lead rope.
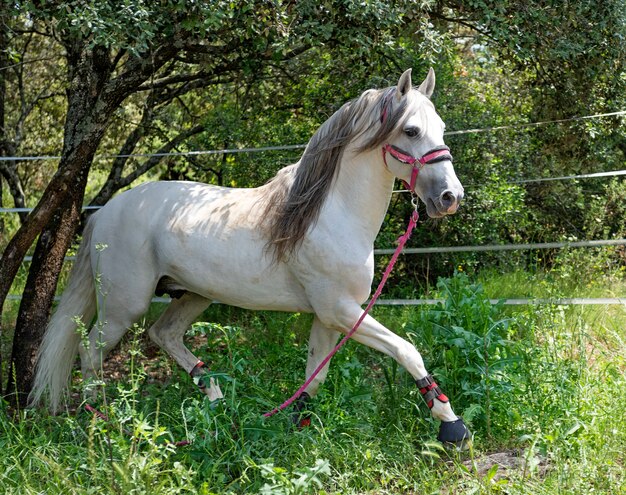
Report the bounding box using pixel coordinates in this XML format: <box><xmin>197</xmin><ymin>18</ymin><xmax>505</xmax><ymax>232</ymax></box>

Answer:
<box><xmin>263</xmin><ymin>204</ymin><xmax>420</xmax><ymax>418</ymax></box>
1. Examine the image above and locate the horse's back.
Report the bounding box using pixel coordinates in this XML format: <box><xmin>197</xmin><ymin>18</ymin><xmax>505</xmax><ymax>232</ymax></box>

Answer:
<box><xmin>87</xmin><ymin>181</ymin><xmax>232</xmax><ymax>290</ymax></box>
<box><xmin>89</xmin><ymin>181</ymin><xmax>312</xmax><ymax>312</ymax></box>
<box><xmin>92</xmin><ymin>181</ymin><xmax>238</xmax><ymax>241</ymax></box>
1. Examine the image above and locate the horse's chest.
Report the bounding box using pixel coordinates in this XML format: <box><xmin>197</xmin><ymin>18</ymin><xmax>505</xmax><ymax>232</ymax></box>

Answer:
<box><xmin>292</xmin><ymin>242</ymin><xmax>375</xmax><ymax>304</ymax></box>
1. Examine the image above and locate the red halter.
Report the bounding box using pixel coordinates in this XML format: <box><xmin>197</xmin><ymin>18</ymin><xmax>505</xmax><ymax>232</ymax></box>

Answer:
<box><xmin>379</xmin><ymin>89</ymin><xmax>453</xmax><ymax>191</ymax></box>
<box><xmin>382</xmin><ymin>144</ymin><xmax>453</xmax><ymax>191</ymax></box>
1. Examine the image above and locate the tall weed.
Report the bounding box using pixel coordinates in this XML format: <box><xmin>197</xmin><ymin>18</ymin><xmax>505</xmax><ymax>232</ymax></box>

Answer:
<box><xmin>405</xmin><ymin>272</ymin><xmax>534</xmax><ymax>443</ymax></box>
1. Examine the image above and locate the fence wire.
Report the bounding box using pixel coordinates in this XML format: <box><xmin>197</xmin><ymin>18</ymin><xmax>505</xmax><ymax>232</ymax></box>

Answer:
<box><xmin>0</xmin><ymin>110</ymin><xmax>624</xmax><ymax>163</ymax></box>
<box><xmin>6</xmin><ymin>294</ymin><xmax>625</xmax><ymax>306</ymax></box>
<box><xmin>3</xmin><ymin>109</ymin><xmax>625</xmax><ymax>306</ymax></box>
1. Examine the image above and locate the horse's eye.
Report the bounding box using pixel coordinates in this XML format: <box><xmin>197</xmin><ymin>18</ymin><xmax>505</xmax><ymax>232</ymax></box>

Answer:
<box><xmin>404</xmin><ymin>127</ymin><xmax>420</xmax><ymax>138</ymax></box>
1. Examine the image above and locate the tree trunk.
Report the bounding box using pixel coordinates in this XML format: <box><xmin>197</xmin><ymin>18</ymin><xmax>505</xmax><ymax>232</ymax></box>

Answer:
<box><xmin>2</xmin><ymin>116</ymin><xmax>106</xmax><ymax>401</ymax></box>
<box><xmin>5</xmin><ymin>185</ymin><xmax>86</xmax><ymax>404</ymax></box>
<box><xmin>1</xmin><ymin>38</ymin><xmax>113</xmax><ymax>399</ymax></box>
<box><xmin>0</xmin><ymin>8</ymin><xmax>7</xmax><ymax>392</ymax></box>
<box><xmin>1</xmin><ymin>36</ymin><xmax>181</xmax><ymax>400</ymax></box>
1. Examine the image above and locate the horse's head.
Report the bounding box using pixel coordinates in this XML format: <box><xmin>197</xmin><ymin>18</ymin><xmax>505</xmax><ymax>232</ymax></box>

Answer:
<box><xmin>379</xmin><ymin>69</ymin><xmax>464</xmax><ymax>218</ymax></box>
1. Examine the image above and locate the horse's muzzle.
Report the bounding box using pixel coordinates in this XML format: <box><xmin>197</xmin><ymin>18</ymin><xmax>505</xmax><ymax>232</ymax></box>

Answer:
<box><xmin>440</xmin><ymin>188</ymin><xmax>463</xmax><ymax>214</ymax></box>
<box><xmin>426</xmin><ymin>189</ymin><xmax>464</xmax><ymax>217</ymax></box>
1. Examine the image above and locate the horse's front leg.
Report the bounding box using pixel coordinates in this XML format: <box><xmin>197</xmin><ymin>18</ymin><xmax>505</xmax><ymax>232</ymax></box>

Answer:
<box><xmin>317</xmin><ymin>301</ymin><xmax>471</xmax><ymax>448</ymax></box>
<box><xmin>304</xmin><ymin>316</ymin><xmax>342</xmax><ymax>397</ymax></box>
<box><xmin>290</xmin><ymin>316</ymin><xmax>342</xmax><ymax>427</ymax></box>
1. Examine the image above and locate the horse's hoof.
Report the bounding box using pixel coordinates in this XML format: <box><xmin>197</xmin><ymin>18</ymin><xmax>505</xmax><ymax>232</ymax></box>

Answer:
<box><xmin>438</xmin><ymin>417</ymin><xmax>472</xmax><ymax>451</ymax></box>
<box><xmin>291</xmin><ymin>392</ymin><xmax>312</xmax><ymax>429</ymax></box>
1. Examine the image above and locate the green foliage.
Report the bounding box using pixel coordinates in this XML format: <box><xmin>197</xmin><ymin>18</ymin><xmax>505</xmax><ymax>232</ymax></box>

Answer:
<box><xmin>253</xmin><ymin>458</ymin><xmax>331</xmax><ymax>495</ymax></box>
<box><xmin>583</xmin><ymin>178</ymin><xmax>626</xmax><ymax>240</ymax></box>
<box><xmin>405</xmin><ymin>273</ymin><xmax>533</xmax><ymax>439</ymax></box>
<box><xmin>3</xmin><ymin>0</ymin><xmax>625</xmax><ymax>288</ymax></box>
<box><xmin>407</xmin><ymin>176</ymin><xmax>535</xmax><ymax>277</ymax></box>
<box><xmin>1</xmin><ymin>272</ymin><xmax>626</xmax><ymax>493</ymax></box>
<box><xmin>1</xmin><ymin>1</ymin><xmax>626</xmax><ymax>489</ymax></box>
<box><xmin>377</xmin><ymin>18</ymin><xmax>625</xmax><ymax>285</ymax></box>
<box><xmin>443</xmin><ymin>0</ymin><xmax>626</xmax><ymax>110</ymax></box>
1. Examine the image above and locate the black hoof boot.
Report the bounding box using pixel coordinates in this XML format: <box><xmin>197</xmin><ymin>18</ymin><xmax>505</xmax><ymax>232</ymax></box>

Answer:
<box><xmin>438</xmin><ymin>418</ymin><xmax>472</xmax><ymax>450</ymax></box>
<box><xmin>291</xmin><ymin>392</ymin><xmax>312</xmax><ymax>429</ymax></box>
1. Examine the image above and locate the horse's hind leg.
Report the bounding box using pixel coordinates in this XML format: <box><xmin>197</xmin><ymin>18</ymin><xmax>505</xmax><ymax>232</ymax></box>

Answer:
<box><xmin>147</xmin><ymin>292</ymin><xmax>223</xmax><ymax>401</ymax></box>
<box><xmin>79</xmin><ymin>289</ymin><xmax>152</xmax><ymax>393</ymax></box>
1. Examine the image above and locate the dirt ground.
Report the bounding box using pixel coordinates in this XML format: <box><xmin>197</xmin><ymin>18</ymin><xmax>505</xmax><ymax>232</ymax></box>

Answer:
<box><xmin>459</xmin><ymin>449</ymin><xmax>549</xmax><ymax>481</ymax></box>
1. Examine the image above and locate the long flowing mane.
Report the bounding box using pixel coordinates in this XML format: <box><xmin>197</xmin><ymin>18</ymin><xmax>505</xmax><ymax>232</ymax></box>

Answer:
<box><xmin>262</xmin><ymin>85</ymin><xmax>410</xmax><ymax>261</ymax></box>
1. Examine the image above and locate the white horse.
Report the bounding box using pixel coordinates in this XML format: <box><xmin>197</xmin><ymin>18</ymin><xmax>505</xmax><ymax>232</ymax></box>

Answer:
<box><xmin>30</xmin><ymin>69</ymin><xmax>470</xmax><ymax>446</ymax></box>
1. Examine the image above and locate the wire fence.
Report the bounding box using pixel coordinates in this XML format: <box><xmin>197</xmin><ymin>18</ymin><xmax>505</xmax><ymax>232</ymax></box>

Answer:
<box><xmin>16</xmin><ymin>238</ymin><xmax>626</xmax><ymax>262</ymax></box>
<box><xmin>6</xmin><ymin>294</ymin><xmax>625</xmax><ymax>306</ymax></box>
<box><xmin>374</xmin><ymin>297</ymin><xmax>626</xmax><ymax>306</ymax></box>
<box><xmin>2</xmin><ymin>167</ymin><xmax>626</xmax><ymax>214</ymax></box>
<box><xmin>2</xmin><ymin>109</ymin><xmax>625</xmax><ymax>306</ymax></box>
<box><xmin>0</xmin><ymin>110</ymin><xmax>624</xmax><ymax>163</ymax></box>
<box><xmin>1</xmin><ymin>108</ymin><xmax>624</xmax><ymax>214</ymax></box>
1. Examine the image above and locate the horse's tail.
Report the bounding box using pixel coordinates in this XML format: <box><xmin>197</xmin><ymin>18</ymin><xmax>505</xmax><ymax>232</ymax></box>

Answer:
<box><xmin>29</xmin><ymin>217</ymin><xmax>97</xmax><ymax>413</ymax></box>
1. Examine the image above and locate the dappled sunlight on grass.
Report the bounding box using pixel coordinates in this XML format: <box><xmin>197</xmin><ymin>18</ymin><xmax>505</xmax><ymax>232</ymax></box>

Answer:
<box><xmin>477</xmin><ymin>266</ymin><xmax>626</xmax><ymax>300</ymax></box>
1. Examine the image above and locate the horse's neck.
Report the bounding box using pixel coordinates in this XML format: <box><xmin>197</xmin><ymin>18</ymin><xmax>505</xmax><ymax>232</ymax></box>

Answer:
<box><xmin>326</xmin><ymin>147</ymin><xmax>395</xmax><ymax>242</ymax></box>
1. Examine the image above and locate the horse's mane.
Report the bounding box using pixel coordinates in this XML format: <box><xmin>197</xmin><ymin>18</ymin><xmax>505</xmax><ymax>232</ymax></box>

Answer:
<box><xmin>261</xmin><ymin>85</ymin><xmax>410</xmax><ymax>262</ymax></box>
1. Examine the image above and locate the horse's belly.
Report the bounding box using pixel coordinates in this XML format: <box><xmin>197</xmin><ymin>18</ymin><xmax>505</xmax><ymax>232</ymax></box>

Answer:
<box><xmin>165</xmin><ymin>246</ymin><xmax>313</xmax><ymax>313</ymax></box>
<box><xmin>192</xmin><ymin>271</ymin><xmax>312</xmax><ymax>312</ymax></box>
<box><xmin>206</xmin><ymin>281</ymin><xmax>312</xmax><ymax>312</ymax></box>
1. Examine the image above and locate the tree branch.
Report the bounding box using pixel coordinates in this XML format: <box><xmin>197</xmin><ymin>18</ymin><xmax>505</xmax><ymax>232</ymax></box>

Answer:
<box><xmin>0</xmin><ymin>163</ymin><xmax>27</xmax><ymax>223</ymax></box>
<box><xmin>111</xmin><ymin>48</ymin><xmax>127</xmax><ymax>72</ymax></box>
<box><xmin>183</xmin><ymin>153</ymin><xmax>223</xmax><ymax>185</ymax></box>
<box><xmin>154</xmin><ymin>76</ymin><xmax>236</xmax><ymax>107</ymax></box>
<box><xmin>102</xmin><ymin>41</ymin><xmax>181</xmax><ymax>112</ymax></box>
<box><xmin>0</xmin><ymin>55</ymin><xmax>63</xmax><ymax>73</ymax></box>
<box><xmin>137</xmin><ymin>70</ymin><xmax>212</xmax><ymax>91</ymax></box>
<box><xmin>117</xmin><ymin>123</ymin><xmax>205</xmax><ymax>189</ymax></box>
<box><xmin>90</xmin><ymin>123</ymin><xmax>205</xmax><ymax>206</ymax></box>
<box><xmin>429</xmin><ymin>11</ymin><xmax>500</xmax><ymax>44</ymax></box>
<box><xmin>89</xmin><ymin>98</ymin><xmax>158</xmax><ymax>206</ymax></box>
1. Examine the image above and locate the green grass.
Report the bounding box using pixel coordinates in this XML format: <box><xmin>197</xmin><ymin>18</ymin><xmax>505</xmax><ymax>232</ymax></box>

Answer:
<box><xmin>1</xmin><ymin>271</ymin><xmax>625</xmax><ymax>494</ymax></box>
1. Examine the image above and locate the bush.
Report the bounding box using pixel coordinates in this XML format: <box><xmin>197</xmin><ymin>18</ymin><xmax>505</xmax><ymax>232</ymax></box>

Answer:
<box><xmin>404</xmin><ymin>272</ymin><xmax>534</xmax><ymax>442</ymax></box>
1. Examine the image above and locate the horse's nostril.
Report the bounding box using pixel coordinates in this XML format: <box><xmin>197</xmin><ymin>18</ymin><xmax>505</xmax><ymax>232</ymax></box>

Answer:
<box><xmin>440</xmin><ymin>190</ymin><xmax>461</xmax><ymax>213</ymax></box>
<box><xmin>441</xmin><ymin>191</ymin><xmax>455</xmax><ymax>205</ymax></box>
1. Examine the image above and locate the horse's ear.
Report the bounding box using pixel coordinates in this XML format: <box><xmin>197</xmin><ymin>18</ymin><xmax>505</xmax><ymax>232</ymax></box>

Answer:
<box><xmin>417</xmin><ymin>68</ymin><xmax>436</xmax><ymax>99</ymax></box>
<box><xmin>395</xmin><ymin>68</ymin><xmax>413</xmax><ymax>101</ymax></box>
